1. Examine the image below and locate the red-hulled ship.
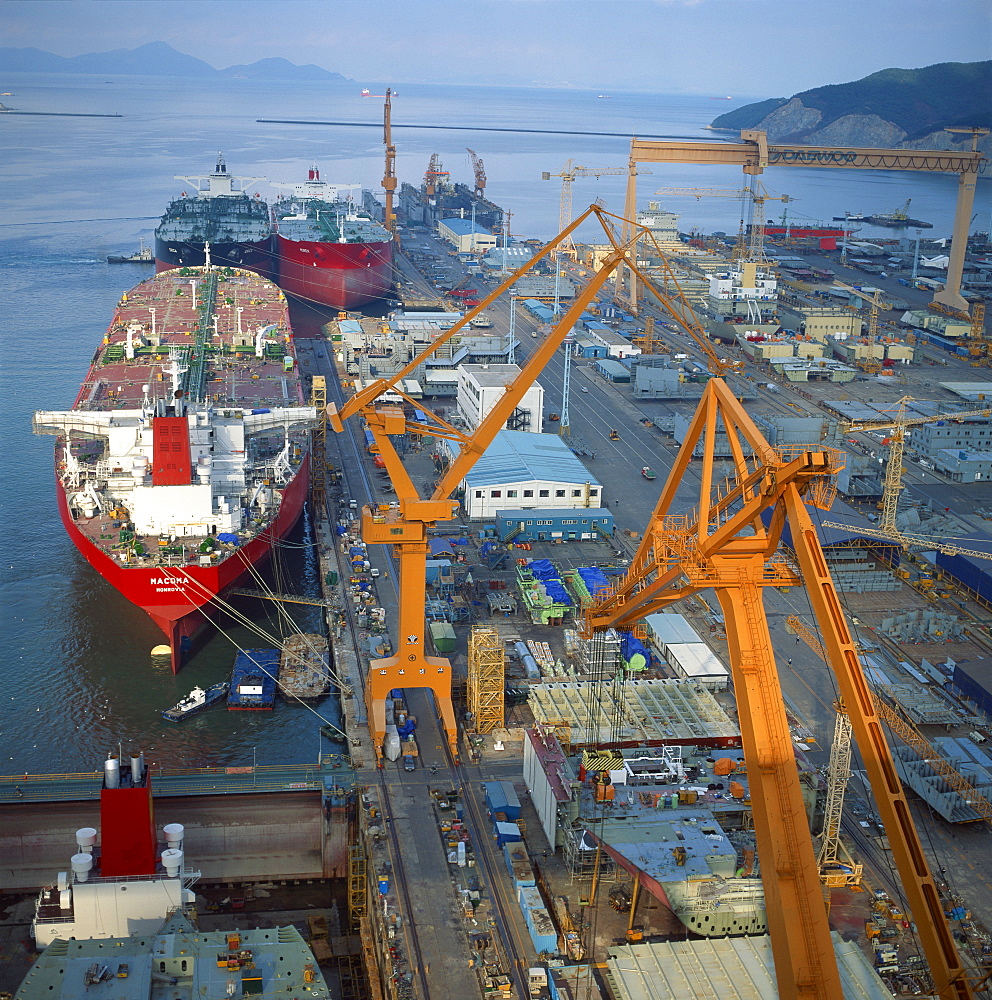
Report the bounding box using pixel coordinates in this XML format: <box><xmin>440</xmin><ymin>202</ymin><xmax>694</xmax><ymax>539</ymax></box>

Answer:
<box><xmin>33</xmin><ymin>267</ymin><xmax>315</xmax><ymax>672</ymax></box>
<box><xmin>272</xmin><ymin>164</ymin><xmax>393</xmax><ymax>309</ymax></box>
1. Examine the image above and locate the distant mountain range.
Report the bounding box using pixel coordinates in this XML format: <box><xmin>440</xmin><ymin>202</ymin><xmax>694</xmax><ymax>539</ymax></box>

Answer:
<box><xmin>0</xmin><ymin>41</ymin><xmax>349</xmax><ymax>81</ymax></box>
<box><xmin>710</xmin><ymin>61</ymin><xmax>991</xmax><ymax>155</ymax></box>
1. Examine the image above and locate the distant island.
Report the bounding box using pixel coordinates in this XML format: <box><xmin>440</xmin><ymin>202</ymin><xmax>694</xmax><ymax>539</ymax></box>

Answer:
<box><xmin>711</xmin><ymin>61</ymin><xmax>991</xmax><ymax>155</ymax></box>
<box><xmin>0</xmin><ymin>41</ymin><xmax>351</xmax><ymax>82</ymax></box>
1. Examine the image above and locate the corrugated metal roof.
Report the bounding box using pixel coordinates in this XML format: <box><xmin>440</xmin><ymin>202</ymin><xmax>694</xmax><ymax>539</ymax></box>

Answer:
<box><xmin>605</xmin><ymin>934</ymin><xmax>890</xmax><ymax>1000</ymax></box>
<box><xmin>464</xmin><ymin>431</ymin><xmax>601</xmax><ymax>489</ymax></box>
<box><xmin>644</xmin><ymin>613</ymin><xmax>701</xmax><ymax>646</ymax></box>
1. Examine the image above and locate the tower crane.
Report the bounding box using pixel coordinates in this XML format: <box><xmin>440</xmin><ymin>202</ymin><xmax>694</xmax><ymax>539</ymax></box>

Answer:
<box><xmin>788</xmin><ymin>615</ymin><xmax>992</xmax><ymax>827</ymax></box>
<box><xmin>541</xmin><ymin>159</ymin><xmax>629</xmax><ymax>258</ymax></box>
<box><xmin>465</xmin><ymin>148</ymin><xmax>486</xmax><ymax>199</ymax></box>
<box><xmin>652</xmin><ymin>180</ymin><xmax>790</xmax><ymax>262</ymax></box>
<box><xmin>831</xmin><ymin>280</ymin><xmax>891</xmax><ymax>341</ymax></box>
<box><xmin>381</xmin><ymin>89</ymin><xmax>396</xmax><ymax>234</ymax></box>
<box><xmin>581</xmin><ymin>378</ymin><xmax>976</xmax><ymax>1000</ymax></box>
<box><xmin>821</xmin><ymin>398</ymin><xmax>992</xmax><ymax>539</ymax></box>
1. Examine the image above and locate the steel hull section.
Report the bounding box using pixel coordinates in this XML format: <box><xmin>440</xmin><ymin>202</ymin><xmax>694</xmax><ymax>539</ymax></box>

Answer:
<box><xmin>274</xmin><ymin>235</ymin><xmax>392</xmax><ymax>309</ymax></box>
<box><xmin>54</xmin><ymin>457</ymin><xmax>310</xmax><ymax>673</ymax></box>
<box><xmin>154</xmin><ymin>236</ymin><xmax>273</xmax><ymax>280</ymax></box>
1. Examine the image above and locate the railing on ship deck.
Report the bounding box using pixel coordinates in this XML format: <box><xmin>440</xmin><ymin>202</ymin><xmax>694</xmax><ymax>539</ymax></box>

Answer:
<box><xmin>0</xmin><ymin>756</ymin><xmax>354</xmax><ymax>802</ymax></box>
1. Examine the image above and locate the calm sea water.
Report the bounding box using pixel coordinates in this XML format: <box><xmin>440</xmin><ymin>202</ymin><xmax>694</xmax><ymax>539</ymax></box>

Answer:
<box><xmin>1</xmin><ymin>74</ymin><xmax>989</xmax><ymax>775</ymax></box>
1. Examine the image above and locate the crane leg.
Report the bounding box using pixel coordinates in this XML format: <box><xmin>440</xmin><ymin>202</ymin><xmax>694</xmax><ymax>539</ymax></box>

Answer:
<box><xmin>714</xmin><ymin>559</ymin><xmax>841</xmax><ymax>1000</ymax></box>
<box><xmin>362</xmin><ymin>530</ymin><xmax>459</xmax><ymax>759</ymax></box>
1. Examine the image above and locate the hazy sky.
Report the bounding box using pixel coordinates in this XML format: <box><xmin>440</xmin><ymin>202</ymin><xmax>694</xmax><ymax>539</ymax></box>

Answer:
<box><xmin>2</xmin><ymin>0</ymin><xmax>989</xmax><ymax>95</ymax></box>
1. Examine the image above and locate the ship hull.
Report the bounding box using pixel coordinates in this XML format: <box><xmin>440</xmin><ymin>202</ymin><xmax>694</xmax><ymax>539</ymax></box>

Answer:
<box><xmin>55</xmin><ymin>457</ymin><xmax>310</xmax><ymax>673</ymax></box>
<box><xmin>154</xmin><ymin>235</ymin><xmax>273</xmax><ymax>279</ymax></box>
<box><xmin>274</xmin><ymin>234</ymin><xmax>393</xmax><ymax>309</ymax></box>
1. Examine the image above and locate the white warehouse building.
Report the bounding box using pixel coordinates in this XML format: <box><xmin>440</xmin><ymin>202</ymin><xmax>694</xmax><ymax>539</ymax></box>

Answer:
<box><xmin>462</xmin><ymin>430</ymin><xmax>603</xmax><ymax>519</ymax></box>
<box><xmin>457</xmin><ymin>364</ymin><xmax>544</xmax><ymax>434</ymax></box>
<box><xmin>438</xmin><ymin>218</ymin><xmax>497</xmax><ymax>254</ymax></box>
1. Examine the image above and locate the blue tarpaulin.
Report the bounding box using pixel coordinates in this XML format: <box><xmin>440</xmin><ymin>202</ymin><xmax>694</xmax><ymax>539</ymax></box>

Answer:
<box><xmin>620</xmin><ymin>632</ymin><xmax>650</xmax><ymax>670</ymax></box>
<box><xmin>526</xmin><ymin>559</ymin><xmax>572</xmax><ymax>606</ymax></box>
<box><xmin>578</xmin><ymin>566</ymin><xmax>610</xmax><ymax>595</ymax></box>
<box><xmin>217</xmin><ymin>532</ymin><xmax>239</xmax><ymax>545</ymax></box>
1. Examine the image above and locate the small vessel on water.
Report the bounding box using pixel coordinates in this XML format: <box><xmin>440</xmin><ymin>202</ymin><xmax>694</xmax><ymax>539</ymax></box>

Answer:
<box><xmin>107</xmin><ymin>238</ymin><xmax>154</xmax><ymax>264</ymax></box>
<box><xmin>227</xmin><ymin>648</ymin><xmax>280</xmax><ymax>710</ymax></box>
<box><xmin>161</xmin><ymin>680</ymin><xmax>229</xmax><ymax>721</ymax></box>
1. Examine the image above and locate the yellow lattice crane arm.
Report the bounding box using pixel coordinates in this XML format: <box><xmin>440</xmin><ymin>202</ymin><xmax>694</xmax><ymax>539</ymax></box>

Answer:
<box><xmin>839</xmin><ymin>398</ymin><xmax>992</xmax><ymax>536</ymax></box>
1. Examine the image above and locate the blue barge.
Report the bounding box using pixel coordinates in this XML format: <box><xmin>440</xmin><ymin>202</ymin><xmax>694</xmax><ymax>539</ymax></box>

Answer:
<box><xmin>227</xmin><ymin>648</ymin><xmax>280</xmax><ymax>710</ymax></box>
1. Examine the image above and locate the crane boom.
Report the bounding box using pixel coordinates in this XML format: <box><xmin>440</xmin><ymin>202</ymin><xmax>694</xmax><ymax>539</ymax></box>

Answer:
<box><xmin>381</xmin><ymin>89</ymin><xmax>396</xmax><ymax>234</ymax></box>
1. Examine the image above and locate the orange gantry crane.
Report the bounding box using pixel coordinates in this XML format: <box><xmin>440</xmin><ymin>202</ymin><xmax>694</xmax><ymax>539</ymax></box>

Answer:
<box><xmin>329</xmin><ymin>209</ymin><xmax>976</xmax><ymax>1000</ymax></box>
<box><xmin>581</xmin><ymin>379</ymin><xmax>974</xmax><ymax>1000</ymax></box>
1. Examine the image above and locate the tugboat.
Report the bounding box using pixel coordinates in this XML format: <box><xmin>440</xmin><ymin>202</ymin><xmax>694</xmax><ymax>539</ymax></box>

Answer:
<box><xmin>107</xmin><ymin>238</ymin><xmax>154</xmax><ymax>264</ymax></box>
<box><xmin>162</xmin><ymin>681</ymin><xmax>229</xmax><ymax>722</ymax></box>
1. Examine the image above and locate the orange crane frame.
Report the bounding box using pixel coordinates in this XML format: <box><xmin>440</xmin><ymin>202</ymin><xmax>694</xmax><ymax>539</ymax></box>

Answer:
<box><xmin>583</xmin><ymin>378</ymin><xmax>974</xmax><ymax>1000</ymax></box>
<box><xmin>327</xmin><ymin>206</ymin><xmax>649</xmax><ymax>758</ymax></box>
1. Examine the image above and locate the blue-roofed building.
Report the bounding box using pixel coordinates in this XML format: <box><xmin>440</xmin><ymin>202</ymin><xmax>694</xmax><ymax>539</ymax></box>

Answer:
<box><xmin>462</xmin><ymin>430</ymin><xmax>603</xmax><ymax>519</ymax></box>
<box><xmin>438</xmin><ymin>217</ymin><xmax>497</xmax><ymax>254</ymax></box>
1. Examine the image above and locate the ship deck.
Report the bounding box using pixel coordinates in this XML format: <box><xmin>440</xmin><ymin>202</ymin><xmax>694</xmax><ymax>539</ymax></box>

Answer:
<box><xmin>275</xmin><ymin>201</ymin><xmax>391</xmax><ymax>245</ymax></box>
<box><xmin>51</xmin><ymin>267</ymin><xmax>307</xmax><ymax>570</ymax></box>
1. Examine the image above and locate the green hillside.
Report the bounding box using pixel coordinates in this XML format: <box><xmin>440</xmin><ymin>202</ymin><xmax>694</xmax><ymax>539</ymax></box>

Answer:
<box><xmin>712</xmin><ymin>61</ymin><xmax>992</xmax><ymax>138</ymax></box>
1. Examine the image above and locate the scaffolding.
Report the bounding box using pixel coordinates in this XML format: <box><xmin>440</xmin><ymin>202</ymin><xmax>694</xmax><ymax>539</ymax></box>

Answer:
<box><xmin>310</xmin><ymin>376</ymin><xmax>327</xmax><ymax>512</ymax></box>
<box><xmin>467</xmin><ymin>626</ymin><xmax>505</xmax><ymax>734</ymax></box>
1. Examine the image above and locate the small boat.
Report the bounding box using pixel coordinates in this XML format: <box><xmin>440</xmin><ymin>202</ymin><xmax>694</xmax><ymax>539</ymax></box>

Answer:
<box><xmin>107</xmin><ymin>238</ymin><xmax>154</xmax><ymax>264</ymax></box>
<box><xmin>320</xmin><ymin>724</ymin><xmax>347</xmax><ymax>743</ymax></box>
<box><xmin>833</xmin><ymin>213</ymin><xmax>866</xmax><ymax>222</ymax></box>
<box><xmin>161</xmin><ymin>681</ymin><xmax>228</xmax><ymax>722</ymax></box>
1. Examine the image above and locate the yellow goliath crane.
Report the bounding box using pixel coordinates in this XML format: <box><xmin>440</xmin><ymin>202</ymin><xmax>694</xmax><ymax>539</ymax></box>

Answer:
<box><xmin>580</xmin><ymin>376</ymin><xmax>975</xmax><ymax>1000</ymax></box>
<box><xmin>541</xmin><ymin>159</ymin><xmax>629</xmax><ymax>258</ymax></box>
<box><xmin>831</xmin><ymin>280</ymin><xmax>891</xmax><ymax>341</ymax></box>
<box><xmin>652</xmin><ymin>179</ymin><xmax>790</xmax><ymax>263</ymax></box>
<box><xmin>465</xmin><ymin>148</ymin><xmax>487</xmax><ymax>199</ymax></box>
<box><xmin>330</xmin><ymin>208</ymin><xmax>976</xmax><ymax>1000</ymax></box>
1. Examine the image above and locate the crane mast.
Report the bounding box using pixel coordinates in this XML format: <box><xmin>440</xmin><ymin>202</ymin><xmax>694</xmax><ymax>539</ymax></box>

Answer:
<box><xmin>381</xmin><ymin>89</ymin><xmax>396</xmax><ymax>234</ymax></box>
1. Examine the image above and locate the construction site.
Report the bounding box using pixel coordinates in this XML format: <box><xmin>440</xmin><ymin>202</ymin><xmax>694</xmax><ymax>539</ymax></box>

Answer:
<box><xmin>5</xmin><ymin>114</ymin><xmax>992</xmax><ymax>1000</ymax></box>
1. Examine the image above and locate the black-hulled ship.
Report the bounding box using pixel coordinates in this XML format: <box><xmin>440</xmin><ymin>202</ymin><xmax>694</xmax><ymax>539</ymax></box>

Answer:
<box><xmin>154</xmin><ymin>154</ymin><xmax>272</xmax><ymax>277</ymax></box>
